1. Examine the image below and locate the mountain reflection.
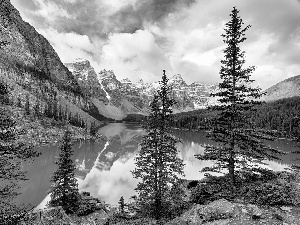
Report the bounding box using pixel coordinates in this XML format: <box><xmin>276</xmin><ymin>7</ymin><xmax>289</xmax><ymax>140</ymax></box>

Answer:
<box><xmin>15</xmin><ymin>123</ymin><xmax>299</xmax><ymax>209</ymax></box>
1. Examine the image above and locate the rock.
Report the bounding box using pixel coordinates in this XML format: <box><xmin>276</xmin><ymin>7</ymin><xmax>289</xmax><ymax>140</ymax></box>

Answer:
<box><xmin>270</xmin><ymin>207</ymin><xmax>300</xmax><ymax>225</ymax></box>
<box><xmin>167</xmin><ymin>199</ymin><xmax>238</xmax><ymax>224</ymax></box>
<box><xmin>280</xmin><ymin>206</ymin><xmax>292</xmax><ymax>212</ymax></box>
<box><xmin>198</xmin><ymin>199</ymin><xmax>238</xmax><ymax>222</ymax></box>
<box><xmin>246</xmin><ymin>204</ymin><xmax>263</xmax><ymax>219</ymax></box>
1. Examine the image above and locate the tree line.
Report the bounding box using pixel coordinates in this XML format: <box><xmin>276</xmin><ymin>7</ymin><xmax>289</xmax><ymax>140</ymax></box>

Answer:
<box><xmin>170</xmin><ymin>96</ymin><xmax>300</xmax><ymax>139</ymax></box>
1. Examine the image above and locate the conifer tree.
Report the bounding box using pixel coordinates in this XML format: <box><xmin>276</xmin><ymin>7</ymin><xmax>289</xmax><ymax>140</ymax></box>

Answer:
<box><xmin>0</xmin><ymin>81</ymin><xmax>39</xmax><ymax>224</ymax></box>
<box><xmin>16</xmin><ymin>95</ymin><xmax>22</xmax><ymax>108</ymax></box>
<box><xmin>195</xmin><ymin>7</ymin><xmax>282</xmax><ymax>188</ymax></box>
<box><xmin>24</xmin><ymin>94</ymin><xmax>30</xmax><ymax>115</ymax></box>
<box><xmin>118</xmin><ymin>196</ymin><xmax>125</xmax><ymax>214</ymax></box>
<box><xmin>132</xmin><ymin>70</ymin><xmax>184</xmax><ymax>221</ymax></box>
<box><xmin>90</xmin><ymin>121</ymin><xmax>97</xmax><ymax>136</ymax></box>
<box><xmin>33</xmin><ymin>98</ymin><xmax>40</xmax><ymax>117</ymax></box>
<box><xmin>48</xmin><ymin>130</ymin><xmax>81</xmax><ymax>214</ymax></box>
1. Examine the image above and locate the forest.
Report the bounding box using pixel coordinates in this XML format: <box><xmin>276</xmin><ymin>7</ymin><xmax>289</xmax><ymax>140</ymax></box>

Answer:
<box><xmin>171</xmin><ymin>96</ymin><xmax>300</xmax><ymax>139</ymax></box>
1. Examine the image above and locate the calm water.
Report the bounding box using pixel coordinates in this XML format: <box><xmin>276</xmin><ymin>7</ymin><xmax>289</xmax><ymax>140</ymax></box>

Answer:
<box><xmin>14</xmin><ymin>123</ymin><xmax>299</xmax><ymax>209</ymax></box>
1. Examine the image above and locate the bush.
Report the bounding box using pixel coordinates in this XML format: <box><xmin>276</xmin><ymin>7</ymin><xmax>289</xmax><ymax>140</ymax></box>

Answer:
<box><xmin>134</xmin><ymin>182</ymin><xmax>191</xmax><ymax>221</ymax></box>
<box><xmin>190</xmin><ymin>170</ymin><xmax>300</xmax><ymax>206</ymax></box>
<box><xmin>76</xmin><ymin>202</ymin><xmax>97</xmax><ymax>216</ymax></box>
<box><xmin>190</xmin><ymin>175</ymin><xmax>235</xmax><ymax>204</ymax></box>
<box><xmin>243</xmin><ymin>172</ymin><xmax>300</xmax><ymax>206</ymax></box>
<box><xmin>105</xmin><ymin>212</ymin><xmax>132</xmax><ymax>225</ymax></box>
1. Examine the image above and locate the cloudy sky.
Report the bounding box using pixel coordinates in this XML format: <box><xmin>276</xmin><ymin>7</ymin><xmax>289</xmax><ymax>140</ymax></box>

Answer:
<box><xmin>11</xmin><ymin>0</ymin><xmax>300</xmax><ymax>89</ymax></box>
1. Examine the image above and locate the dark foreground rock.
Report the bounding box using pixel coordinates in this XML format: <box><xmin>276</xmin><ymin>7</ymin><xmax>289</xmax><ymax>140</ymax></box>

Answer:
<box><xmin>166</xmin><ymin>199</ymin><xmax>300</xmax><ymax>225</ymax></box>
<box><xmin>20</xmin><ymin>206</ymin><xmax>110</xmax><ymax>225</ymax></box>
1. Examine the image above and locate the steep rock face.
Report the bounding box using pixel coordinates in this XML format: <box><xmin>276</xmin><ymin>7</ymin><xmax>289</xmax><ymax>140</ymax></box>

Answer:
<box><xmin>189</xmin><ymin>82</ymin><xmax>218</xmax><ymax>108</ymax></box>
<box><xmin>64</xmin><ymin>59</ymin><xmax>107</xmax><ymax>101</ymax></box>
<box><xmin>262</xmin><ymin>75</ymin><xmax>300</xmax><ymax>102</ymax></box>
<box><xmin>169</xmin><ymin>74</ymin><xmax>187</xmax><ymax>87</ymax></box>
<box><xmin>135</xmin><ymin>74</ymin><xmax>218</xmax><ymax>110</ymax></box>
<box><xmin>94</xmin><ymin>70</ymin><xmax>141</xmax><ymax>119</ymax></box>
<box><xmin>98</xmin><ymin>69</ymin><xmax>122</xmax><ymax>106</ymax></box>
<box><xmin>0</xmin><ymin>0</ymin><xmax>80</xmax><ymax>94</ymax></box>
<box><xmin>63</xmin><ymin>59</ymin><xmax>219</xmax><ymax>118</ymax></box>
<box><xmin>0</xmin><ymin>1</ymin><xmax>103</xmax><ymax>126</ymax></box>
<box><xmin>120</xmin><ymin>78</ymin><xmax>145</xmax><ymax>109</ymax></box>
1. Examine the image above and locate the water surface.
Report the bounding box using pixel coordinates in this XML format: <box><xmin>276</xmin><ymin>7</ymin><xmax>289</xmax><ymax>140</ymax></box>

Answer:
<box><xmin>14</xmin><ymin>123</ymin><xmax>299</xmax><ymax>208</ymax></box>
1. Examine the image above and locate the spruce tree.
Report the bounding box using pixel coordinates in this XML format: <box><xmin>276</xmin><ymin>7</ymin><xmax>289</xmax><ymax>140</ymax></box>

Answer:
<box><xmin>90</xmin><ymin>121</ymin><xmax>97</xmax><ymax>136</ymax></box>
<box><xmin>0</xmin><ymin>81</ymin><xmax>39</xmax><ymax>224</ymax></box>
<box><xmin>48</xmin><ymin>129</ymin><xmax>81</xmax><ymax>214</ymax></box>
<box><xmin>195</xmin><ymin>7</ymin><xmax>282</xmax><ymax>188</ymax></box>
<box><xmin>16</xmin><ymin>95</ymin><xmax>22</xmax><ymax>108</ymax></box>
<box><xmin>118</xmin><ymin>196</ymin><xmax>125</xmax><ymax>214</ymax></box>
<box><xmin>24</xmin><ymin>94</ymin><xmax>30</xmax><ymax>115</ymax></box>
<box><xmin>132</xmin><ymin>70</ymin><xmax>184</xmax><ymax>221</ymax></box>
<box><xmin>33</xmin><ymin>98</ymin><xmax>40</xmax><ymax>117</ymax></box>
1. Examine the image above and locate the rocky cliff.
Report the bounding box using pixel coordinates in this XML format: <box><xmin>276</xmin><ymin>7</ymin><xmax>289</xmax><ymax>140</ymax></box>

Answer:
<box><xmin>0</xmin><ymin>0</ymin><xmax>79</xmax><ymax>93</ymax></box>
<box><xmin>0</xmin><ymin>0</ymin><xmax>104</xmax><ymax>127</ymax></box>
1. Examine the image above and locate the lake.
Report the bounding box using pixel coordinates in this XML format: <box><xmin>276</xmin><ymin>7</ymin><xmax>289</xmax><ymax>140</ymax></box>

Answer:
<box><xmin>15</xmin><ymin>123</ymin><xmax>300</xmax><ymax>209</ymax></box>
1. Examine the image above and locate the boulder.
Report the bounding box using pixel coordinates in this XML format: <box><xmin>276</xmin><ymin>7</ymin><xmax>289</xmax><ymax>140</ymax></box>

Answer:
<box><xmin>198</xmin><ymin>199</ymin><xmax>238</xmax><ymax>222</ymax></box>
<box><xmin>166</xmin><ymin>199</ymin><xmax>238</xmax><ymax>224</ymax></box>
<box><xmin>246</xmin><ymin>204</ymin><xmax>263</xmax><ymax>219</ymax></box>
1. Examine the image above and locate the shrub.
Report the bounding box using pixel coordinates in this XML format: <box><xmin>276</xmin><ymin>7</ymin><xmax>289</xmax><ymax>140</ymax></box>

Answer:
<box><xmin>190</xmin><ymin>175</ymin><xmax>236</xmax><ymax>204</ymax></box>
<box><xmin>243</xmin><ymin>173</ymin><xmax>300</xmax><ymax>206</ymax></box>
<box><xmin>190</xmin><ymin>170</ymin><xmax>300</xmax><ymax>206</ymax></box>
<box><xmin>76</xmin><ymin>202</ymin><xmax>97</xmax><ymax>216</ymax></box>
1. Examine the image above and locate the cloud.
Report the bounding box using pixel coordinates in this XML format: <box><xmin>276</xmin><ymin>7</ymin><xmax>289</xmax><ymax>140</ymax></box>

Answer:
<box><xmin>31</xmin><ymin>0</ymin><xmax>74</xmax><ymax>21</ymax></box>
<box><xmin>12</xmin><ymin>0</ymin><xmax>195</xmax><ymax>38</ymax></box>
<box><xmin>38</xmin><ymin>28</ymin><xmax>102</xmax><ymax>70</ymax></box>
<box><xmin>78</xmin><ymin>157</ymin><xmax>139</xmax><ymax>205</ymax></box>
<box><xmin>99</xmin><ymin>30</ymin><xmax>172</xmax><ymax>82</ymax></box>
<box><xmin>10</xmin><ymin>0</ymin><xmax>300</xmax><ymax>89</ymax></box>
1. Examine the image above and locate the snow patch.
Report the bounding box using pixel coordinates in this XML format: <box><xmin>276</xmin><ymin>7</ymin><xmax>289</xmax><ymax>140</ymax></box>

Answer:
<box><xmin>74</xmin><ymin>58</ymin><xmax>88</xmax><ymax>63</ymax></box>
<box><xmin>100</xmin><ymin>81</ymin><xmax>111</xmax><ymax>101</ymax></box>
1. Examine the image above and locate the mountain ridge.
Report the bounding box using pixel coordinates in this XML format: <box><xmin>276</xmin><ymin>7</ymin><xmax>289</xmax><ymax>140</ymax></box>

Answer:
<box><xmin>64</xmin><ymin>59</ymin><xmax>219</xmax><ymax>119</ymax></box>
<box><xmin>0</xmin><ymin>0</ymin><xmax>106</xmax><ymax>130</ymax></box>
<box><xmin>262</xmin><ymin>74</ymin><xmax>300</xmax><ymax>102</ymax></box>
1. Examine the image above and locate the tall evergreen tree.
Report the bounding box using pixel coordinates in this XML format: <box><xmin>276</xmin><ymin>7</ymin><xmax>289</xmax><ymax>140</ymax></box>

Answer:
<box><xmin>90</xmin><ymin>121</ymin><xmax>97</xmax><ymax>136</ymax></box>
<box><xmin>33</xmin><ymin>98</ymin><xmax>40</xmax><ymax>117</ymax></box>
<box><xmin>0</xmin><ymin>81</ymin><xmax>39</xmax><ymax>224</ymax></box>
<box><xmin>24</xmin><ymin>94</ymin><xmax>30</xmax><ymax>115</ymax></box>
<box><xmin>132</xmin><ymin>70</ymin><xmax>184</xmax><ymax>221</ymax></box>
<box><xmin>195</xmin><ymin>7</ymin><xmax>282</xmax><ymax>188</ymax></box>
<box><xmin>16</xmin><ymin>95</ymin><xmax>22</xmax><ymax>108</ymax></box>
<box><xmin>118</xmin><ymin>196</ymin><xmax>125</xmax><ymax>214</ymax></box>
<box><xmin>48</xmin><ymin>129</ymin><xmax>81</xmax><ymax>214</ymax></box>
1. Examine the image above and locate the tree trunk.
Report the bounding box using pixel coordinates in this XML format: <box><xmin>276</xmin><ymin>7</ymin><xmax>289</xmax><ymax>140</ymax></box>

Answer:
<box><xmin>228</xmin><ymin>141</ymin><xmax>235</xmax><ymax>188</ymax></box>
<box><xmin>228</xmin><ymin>156</ymin><xmax>235</xmax><ymax>187</ymax></box>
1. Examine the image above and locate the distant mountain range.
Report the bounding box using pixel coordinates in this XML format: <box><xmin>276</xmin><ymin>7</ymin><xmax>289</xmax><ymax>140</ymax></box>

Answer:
<box><xmin>64</xmin><ymin>58</ymin><xmax>219</xmax><ymax>119</ymax></box>
<box><xmin>1</xmin><ymin>0</ymin><xmax>299</xmax><ymax>123</ymax></box>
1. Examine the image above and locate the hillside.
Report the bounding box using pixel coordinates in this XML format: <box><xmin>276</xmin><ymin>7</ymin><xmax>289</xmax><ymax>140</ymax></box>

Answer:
<box><xmin>171</xmin><ymin>96</ymin><xmax>300</xmax><ymax>138</ymax></box>
<box><xmin>0</xmin><ymin>0</ymin><xmax>104</xmax><ymax>133</ymax></box>
<box><xmin>262</xmin><ymin>75</ymin><xmax>300</xmax><ymax>102</ymax></box>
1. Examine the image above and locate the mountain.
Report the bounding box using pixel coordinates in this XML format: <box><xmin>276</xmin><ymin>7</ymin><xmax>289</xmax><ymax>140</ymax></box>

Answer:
<box><xmin>64</xmin><ymin>59</ymin><xmax>107</xmax><ymax>101</ymax></box>
<box><xmin>0</xmin><ymin>0</ymin><xmax>103</xmax><ymax>129</ymax></box>
<box><xmin>0</xmin><ymin>0</ymin><xmax>79</xmax><ymax>93</ymax></box>
<box><xmin>64</xmin><ymin>60</ymin><xmax>219</xmax><ymax>119</ymax></box>
<box><xmin>262</xmin><ymin>75</ymin><xmax>300</xmax><ymax>102</ymax></box>
<box><xmin>92</xmin><ymin>69</ymin><xmax>143</xmax><ymax>120</ymax></box>
<box><xmin>0</xmin><ymin>0</ymin><xmax>217</xmax><ymax>123</ymax></box>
